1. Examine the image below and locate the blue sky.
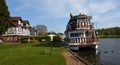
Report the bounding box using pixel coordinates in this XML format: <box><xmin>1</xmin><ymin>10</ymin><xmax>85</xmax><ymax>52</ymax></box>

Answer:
<box><xmin>6</xmin><ymin>0</ymin><xmax>120</xmax><ymax>33</ymax></box>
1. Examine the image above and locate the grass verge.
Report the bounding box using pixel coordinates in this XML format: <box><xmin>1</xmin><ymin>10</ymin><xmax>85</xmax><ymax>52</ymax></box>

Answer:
<box><xmin>0</xmin><ymin>42</ymin><xmax>66</xmax><ymax>65</ymax></box>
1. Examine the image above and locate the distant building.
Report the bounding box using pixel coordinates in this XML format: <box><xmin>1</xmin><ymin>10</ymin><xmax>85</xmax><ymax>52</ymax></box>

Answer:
<box><xmin>30</xmin><ymin>27</ymin><xmax>37</xmax><ymax>36</ymax></box>
<box><xmin>1</xmin><ymin>16</ymin><xmax>36</xmax><ymax>42</ymax></box>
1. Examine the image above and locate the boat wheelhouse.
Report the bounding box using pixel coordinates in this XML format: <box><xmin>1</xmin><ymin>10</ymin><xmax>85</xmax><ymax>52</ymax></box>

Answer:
<box><xmin>64</xmin><ymin>13</ymin><xmax>99</xmax><ymax>50</ymax></box>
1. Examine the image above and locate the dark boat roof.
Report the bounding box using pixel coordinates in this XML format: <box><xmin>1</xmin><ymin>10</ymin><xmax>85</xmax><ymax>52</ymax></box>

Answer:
<box><xmin>70</xmin><ymin>14</ymin><xmax>92</xmax><ymax>20</ymax></box>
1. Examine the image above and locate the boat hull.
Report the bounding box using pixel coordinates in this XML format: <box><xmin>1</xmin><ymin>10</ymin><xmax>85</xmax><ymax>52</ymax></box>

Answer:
<box><xmin>69</xmin><ymin>47</ymin><xmax>79</xmax><ymax>50</ymax></box>
<box><xmin>69</xmin><ymin>42</ymin><xmax>99</xmax><ymax>51</ymax></box>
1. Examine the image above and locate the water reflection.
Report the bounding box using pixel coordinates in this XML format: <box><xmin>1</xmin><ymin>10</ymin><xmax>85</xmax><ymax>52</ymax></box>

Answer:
<box><xmin>71</xmin><ymin>38</ymin><xmax>120</xmax><ymax>65</ymax></box>
<box><xmin>73</xmin><ymin>48</ymin><xmax>100</xmax><ymax>65</ymax></box>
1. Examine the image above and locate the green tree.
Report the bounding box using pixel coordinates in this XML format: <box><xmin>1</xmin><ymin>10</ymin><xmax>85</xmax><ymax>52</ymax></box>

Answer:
<box><xmin>0</xmin><ymin>0</ymin><xmax>10</xmax><ymax>35</ymax></box>
<box><xmin>34</xmin><ymin>24</ymin><xmax>47</xmax><ymax>36</ymax></box>
<box><xmin>96</xmin><ymin>27</ymin><xmax>120</xmax><ymax>38</ymax></box>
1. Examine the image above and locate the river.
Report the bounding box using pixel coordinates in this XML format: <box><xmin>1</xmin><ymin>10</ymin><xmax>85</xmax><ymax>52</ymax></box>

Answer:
<box><xmin>74</xmin><ymin>38</ymin><xmax>120</xmax><ymax>65</ymax></box>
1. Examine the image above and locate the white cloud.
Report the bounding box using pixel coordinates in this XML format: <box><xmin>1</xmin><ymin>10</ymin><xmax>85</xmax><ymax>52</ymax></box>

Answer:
<box><xmin>6</xmin><ymin>0</ymin><xmax>120</xmax><ymax>32</ymax></box>
<box><xmin>66</xmin><ymin>0</ymin><xmax>88</xmax><ymax>15</ymax></box>
<box><xmin>95</xmin><ymin>12</ymin><xmax>120</xmax><ymax>29</ymax></box>
<box><xmin>89</xmin><ymin>0</ymin><xmax>118</xmax><ymax>14</ymax></box>
<box><xmin>11</xmin><ymin>0</ymin><xmax>30</xmax><ymax>11</ymax></box>
<box><xmin>9</xmin><ymin>0</ymin><xmax>88</xmax><ymax>18</ymax></box>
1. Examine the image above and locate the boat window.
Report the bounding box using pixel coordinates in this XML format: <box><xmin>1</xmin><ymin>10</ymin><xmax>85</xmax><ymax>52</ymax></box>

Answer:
<box><xmin>78</xmin><ymin>18</ymin><xmax>85</xmax><ymax>22</ymax></box>
<box><xmin>70</xmin><ymin>33</ymin><xmax>79</xmax><ymax>37</ymax></box>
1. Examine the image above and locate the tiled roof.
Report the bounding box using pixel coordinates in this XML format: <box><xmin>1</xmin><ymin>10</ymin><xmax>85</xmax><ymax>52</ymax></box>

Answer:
<box><xmin>10</xmin><ymin>16</ymin><xmax>22</xmax><ymax>27</ymax></box>
<box><xmin>22</xmin><ymin>20</ymin><xmax>30</xmax><ymax>25</ymax></box>
<box><xmin>28</xmin><ymin>26</ymin><xmax>32</xmax><ymax>30</ymax></box>
<box><xmin>11</xmin><ymin>16</ymin><xmax>21</xmax><ymax>21</ymax></box>
<box><xmin>10</xmin><ymin>16</ymin><xmax>31</xmax><ymax>29</ymax></box>
<box><xmin>22</xmin><ymin>20</ymin><xmax>30</xmax><ymax>28</ymax></box>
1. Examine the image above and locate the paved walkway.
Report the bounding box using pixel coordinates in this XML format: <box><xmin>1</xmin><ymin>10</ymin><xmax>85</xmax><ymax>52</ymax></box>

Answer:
<box><xmin>63</xmin><ymin>51</ymin><xmax>85</xmax><ymax>65</ymax></box>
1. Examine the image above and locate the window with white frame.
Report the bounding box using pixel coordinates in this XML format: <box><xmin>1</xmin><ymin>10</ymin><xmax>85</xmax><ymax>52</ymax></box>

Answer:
<box><xmin>18</xmin><ymin>20</ymin><xmax>21</xmax><ymax>25</ymax></box>
<box><xmin>8</xmin><ymin>36</ymin><xmax>13</xmax><ymax>40</ymax></box>
<box><xmin>18</xmin><ymin>26</ymin><xmax>21</xmax><ymax>33</ymax></box>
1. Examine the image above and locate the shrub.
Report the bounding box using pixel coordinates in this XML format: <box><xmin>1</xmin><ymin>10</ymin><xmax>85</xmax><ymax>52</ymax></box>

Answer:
<box><xmin>34</xmin><ymin>36</ymin><xmax>50</xmax><ymax>42</ymax></box>
<box><xmin>30</xmin><ymin>40</ymin><xmax>39</xmax><ymax>44</ymax></box>
<box><xmin>21</xmin><ymin>36</ymin><xmax>39</xmax><ymax>44</ymax></box>
<box><xmin>53</xmin><ymin>36</ymin><xmax>62</xmax><ymax>42</ymax></box>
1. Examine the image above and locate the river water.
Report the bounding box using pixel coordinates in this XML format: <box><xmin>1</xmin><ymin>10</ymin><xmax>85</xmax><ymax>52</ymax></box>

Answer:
<box><xmin>74</xmin><ymin>38</ymin><xmax>120</xmax><ymax>65</ymax></box>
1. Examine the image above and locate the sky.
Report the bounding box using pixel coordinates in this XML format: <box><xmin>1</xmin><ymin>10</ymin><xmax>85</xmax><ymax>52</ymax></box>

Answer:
<box><xmin>6</xmin><ymin>0</ymin><xmax>120</xmax><ymax>33</ymax></box>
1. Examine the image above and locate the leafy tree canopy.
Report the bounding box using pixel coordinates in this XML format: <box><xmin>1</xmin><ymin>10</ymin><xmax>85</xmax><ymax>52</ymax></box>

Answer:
<box><xmin>34</xmin><ymin>24</ymin><xmax>47</xmax><ymax>36</ymax></box>
<box><xmin>96</xmin><ymin>27</ymin><xmax>120</xmax><ymax>38</ymax></box>
<box><xmin>0</xmin><ymin>0</ymin><xmax>10</xmax><ymax>35</ymax></box>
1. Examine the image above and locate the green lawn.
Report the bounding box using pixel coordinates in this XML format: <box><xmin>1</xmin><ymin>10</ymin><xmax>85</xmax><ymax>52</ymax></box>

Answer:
<box><xmin>0</xmin><ymin>42</ymin><xmax>66</xmax><ymax>65</ymax></box>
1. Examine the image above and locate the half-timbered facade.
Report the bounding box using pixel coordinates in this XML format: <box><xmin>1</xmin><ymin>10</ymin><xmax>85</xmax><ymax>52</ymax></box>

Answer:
<box><xmin>1</xmin><ymin>16</ymin><xmax>31</xmax><ymax>42</ymax></box>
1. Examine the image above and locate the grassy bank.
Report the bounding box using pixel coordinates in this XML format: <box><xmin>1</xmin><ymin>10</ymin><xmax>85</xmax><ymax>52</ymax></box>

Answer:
<box><xmin>0</xmin><ymin>42</ymin><xmax>66</xmax><ymax>65</ymax></box>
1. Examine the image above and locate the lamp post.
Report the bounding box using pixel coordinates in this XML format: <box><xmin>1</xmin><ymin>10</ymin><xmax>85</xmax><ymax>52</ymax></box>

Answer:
<box><xmin>48</xmin><ymin>34</ymin><xmax>55</xmax><ymax>54</ymax></box>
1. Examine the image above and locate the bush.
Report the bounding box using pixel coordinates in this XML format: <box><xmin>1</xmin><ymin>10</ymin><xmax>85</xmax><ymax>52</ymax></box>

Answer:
<box><xmin>20</xmin><ymin>35</ymin><xmax>62</xmax><ymax>44</ymax></box>
<box><xmin>21</xmin><ymin>36</ymin><xmax>39</xmax><ymax>44</ymax></box>
<box><xmin>30</xmin><ymin>40</ymin><xmax>39</xmax><ymax>44</ymax></box>
<box><xmin>53</xmin><ymin>36</ymin><xmax>62</xmax><ymax>42</ymax></box>
<box><xmin>34</xmin><ymin>36</ymin><xmax>50</xmax><ymax>42</ymax></box>
<box><xmin>21</xmin><ymin>39</ymin><xmax>28</xmax><ymax>43</ymax></box>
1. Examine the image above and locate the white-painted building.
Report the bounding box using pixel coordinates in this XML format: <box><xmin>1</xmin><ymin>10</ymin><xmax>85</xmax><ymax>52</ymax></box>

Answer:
<box><xmin>1</xmin><ymin>17</ymin><xmax>32</xmax><ymax>42</ymax></box>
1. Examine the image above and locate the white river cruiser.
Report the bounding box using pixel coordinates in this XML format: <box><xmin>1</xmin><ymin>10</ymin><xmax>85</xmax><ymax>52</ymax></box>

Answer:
<box><xmin>64</xmin><ymin>13</ymin><xmax>99</xmax><ymax>50</ymax></box>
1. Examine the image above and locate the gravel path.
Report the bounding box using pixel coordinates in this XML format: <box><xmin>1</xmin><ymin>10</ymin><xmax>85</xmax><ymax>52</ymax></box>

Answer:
<box><xmin>63</xmin><ymin>51</ymin><xmax>85</xmax><ymax>65</ymax></box>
